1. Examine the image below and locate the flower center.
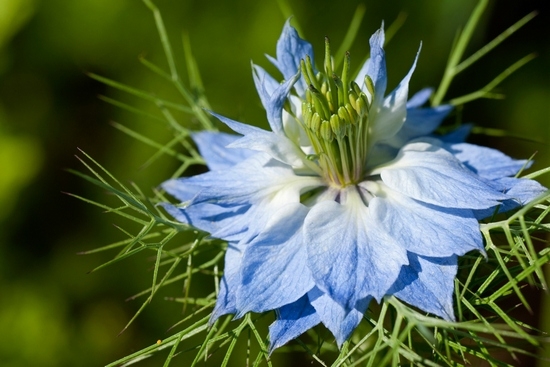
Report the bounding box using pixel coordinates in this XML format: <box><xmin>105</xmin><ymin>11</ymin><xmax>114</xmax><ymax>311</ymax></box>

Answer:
<box><xmin>299</xmin><ymin>38</ymin><xmax>375</xmax><ymax>188</ymax></box>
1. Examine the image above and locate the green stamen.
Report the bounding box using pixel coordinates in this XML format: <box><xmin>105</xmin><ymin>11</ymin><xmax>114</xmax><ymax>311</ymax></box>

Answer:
<box><xmin>298</xmin><ymin>39</ymin><xmax>374</xmax><ymax>188</ymax></box>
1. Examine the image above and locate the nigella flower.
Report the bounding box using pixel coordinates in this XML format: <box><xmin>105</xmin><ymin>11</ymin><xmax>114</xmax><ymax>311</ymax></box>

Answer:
<box><xmin>161</xmin><ymin>21</ymin><xmax>546</xmax><ymax>351</ymax></box>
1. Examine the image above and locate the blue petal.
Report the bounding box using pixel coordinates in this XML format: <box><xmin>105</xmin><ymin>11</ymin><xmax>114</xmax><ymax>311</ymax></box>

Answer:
<box><xmin>384</xmin><ymin>104</ymin><xmax>452</xmax><ymax>148</ymax></box>
<box><xmin>210</xmin><ymin>242</ymin><xmax>246</xmax><ymax>322</ymax></box>
<box><xmin>189</xmin><ymin>154</ymin><xmax>322</xmax><ymax>207</ymax></box>
<box><xmin>439</xmin><ymin>124</ymin><xmax>472</xmax><ymax>143</ymax></box>
<box><xmin>474</xmin><ymin>178</ymin><xmax>548</xmax><ymax>219</ymax></box>
<box><xmin>268</xmin><ymin>294</ymin><xmax>320</xmax><ymax>353</ymax></box>
<box><xmin>160</xmin><ymin>201</ymin><xmax>250</xmax><ymax>241</ymax></box>
<box><xmin>354</xmin><ymin>58</ymin><xmax>371</xmax><ymax>90</ymax></box>
<box><xmin>172</xmin><ymin>154</ymin><xmax>322</xmax><ymax>244</ymax></box>
<box><xmin>388</xmin><ymin>253</ymin><xmax>458</xmax><ymax>321</ymax></box>
<box><xmin>236</xmin><ymin>204</ymin><xmax>314</xmax><ymax>315</ymax></box>
<box><xmin>405</xmin><ymin>105</ymin><xmax>452</xmax><ymax>135</ymax></box>
<box><xmin>304</xmin><ymin>188</ymin><xmax>408</xmax><ymax>308</ymax></box>
<box><xmin>267</xmin><ymin>19</ymin><xmax>314</xmax><ymax>96</ymax></box>
<box><xmin>365</xmin><ymin>143</ymin><xmax>399</xmax><ymax>169</ymax></box>
<box><xmin>367</xmin><ymin>185</ymin><xmax>484</xmax><ymax>257</ymax></box>
<box><xmin>371</xmin><ymin>43</ymin><xmax>420</xmax><ymax>143</ymax></box>
<box><xmin>377</xmin><ymin>140</ymin><xmax>509</xmax><ymax>209</ymax></box>
<box><xmin>406</xmin><ymin>88</ymin><xmax>433</xmax><ymax>108</ymax></box>
<box><xmin>252</xmin><ymin>67</ymin><xmax>300</xmax><ymax>135</ymax></box>
<box><xmin>162</xmin><ymin>176</ymin><xmax>250</xmax><ymax>239</ymax></box>
<box><xmin>213</xmin><ymin>203</ymin><xmax>284</xmax><ymax>244</ymax></box>
<box><xmin>308</xmin><ymin>287</ymin><xmax>371</xmax><ymax>347</ymax></box>
<box><xmin>251</xmin><ymin>64</ymin><xmax>279</xmax><ymax>97</ymax></box>
<box><xmin>192</xmin><ymin>131</ymin><xmax>253</xmax><ymax>171</ymax></box>
<box><xmin>447</xmin><ymin>143</ymin><xmax>532</xmax><ymax>180</ymax></box>
<box><xmin>162</xmin><ymin>152</ymin><xmax>321</xmax><ymax>243</ymax></box>
<box><xmin>208</xmin><ymin>110</ymin><xmax>265</xmax><ymax>137</ymax></box>
<box><xmin>499</xmin><ymin>177</ymin><xmax>547</xmax><ymax>202</ymax></box>
<box><xmin>210</xmin><ymin>111</ymin><xmax>318</xmax><ymax>172</ymax></box>
<box><xmin>403</xmin><ymin>104</ymin><xmax>452</xmax><ymax>137</ymax></box>
<box><xmin>162</xmin><ymin>178</ymin><xmax>201</xmax><ymax>202</ymax></box>
<box><xmin>356</xmin><ymin>26</ymin><xmax>387</xmax><ymax>100</ymax></box>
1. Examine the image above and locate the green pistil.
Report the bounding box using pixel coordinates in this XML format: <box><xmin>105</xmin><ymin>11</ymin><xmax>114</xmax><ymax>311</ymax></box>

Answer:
<box><xmin>299</xmin><ymin>39</ymin><xmax>373</xmax><ymax>188</ymax></box>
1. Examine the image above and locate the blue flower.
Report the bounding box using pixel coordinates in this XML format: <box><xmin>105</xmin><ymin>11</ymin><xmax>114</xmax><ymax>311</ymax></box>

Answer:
<box><xmin>162</xmin><ymin>21</ymin><xmax>546</xmax><ymax>351</ymax></box>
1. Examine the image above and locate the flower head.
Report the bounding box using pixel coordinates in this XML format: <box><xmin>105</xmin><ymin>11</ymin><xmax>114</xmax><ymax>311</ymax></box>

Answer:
<box><xmin>162</xmin><ymin>21</ymin><xmax>546</xmax><ymax>351</ymax></box>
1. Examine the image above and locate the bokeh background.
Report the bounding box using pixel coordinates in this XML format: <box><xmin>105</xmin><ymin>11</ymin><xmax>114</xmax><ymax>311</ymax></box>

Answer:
<box><xmin>0</xmin><ymin>0</ymin><xmax>548</xmax><ymax>366</ymax></box>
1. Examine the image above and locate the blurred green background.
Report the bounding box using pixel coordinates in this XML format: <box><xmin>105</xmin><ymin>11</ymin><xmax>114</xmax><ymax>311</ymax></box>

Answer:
<box><xmin>0</xmin><ymin>0</ymin><xmax>548</xmax><ymax>366</ymax></box>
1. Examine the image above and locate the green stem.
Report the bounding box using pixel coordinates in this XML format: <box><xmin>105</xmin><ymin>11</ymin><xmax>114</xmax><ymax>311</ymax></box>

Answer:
<box><xmin>431</xmin><ymin>0</ymin><xmax>489</xmax><ymax>106</ymax></box>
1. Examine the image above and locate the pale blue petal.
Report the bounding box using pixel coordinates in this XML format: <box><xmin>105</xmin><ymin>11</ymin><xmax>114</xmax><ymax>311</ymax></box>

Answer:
<box><xmin>171</xmin><ymin>154</ymin><xmax>323</xmax><ymax>244</ymax></box>
<box><xmin>385</xmin><ymin>104</ymin><xmax>452</xmax><ymax>148</ymax></box>
<box><xmin>372</xmin><ymin>44</ymin><xmax>420</xmax><ymax>142</ymax></box>
<box><xmin>368</xmin><ymin>186</ymin><xmax>483</xmax><ymax>257</ymax></box>
<box><xmin>500</xmin><ymin>177</ymin><xmax>547</xmax><ymax>202</ymax></box>
<box><xmin>377</xmin><ymin>141</ymin><xmax>509</xmax><ymax>209</ymax></box>
<box><xmin>211</xmin><ymin>276</ymin><xmax>233</xmax><ymax>321</ymax></box>
<box><xmin>227</xmin><ymin>129</ymin><xmax>313</xmax><ymax>171</ymax></box>
<box><xmin>252</xmin><ymin>68</ymin><xmax>300</xmax><ymax>135</ymax></box>
<box><xmin>403</xmin><ymin>104</ymin><xmax>452</xmax><ymax>137</ymax></box>
<box><xmin>304</xmin><ymin>189</ymin><xmax>408</xmax><ymax>308</ymax></box>
<box><xmin>162</xmin><ymin>178</ymin><xmax>201</xmax><ymax>202</ymax></box>
<box><xmin>440</xmin><ymin>124</ymin><xmax>472</xmax><ymax>143</ymax></box>
<box><xmin>283</xmin><ymin>95</ymin><xmax>310</xmax><ymax>147</ymax></box>
<box><xmin>192</xmin><ymin>131</ymin><xmax>253</xmax><ymax>170</ymax></box>
<box><xmin>268</xmin><ymin>294</ymin><xmax>320</xmax><ymax>353</ymax></box>
<box><xmin>308</xmin><ymin>287</ymin><xmax>371</xmax><ymax>347</ymax></box>
<box><xmin>212</xmin><ymin>203</ymin><xmax>289</xmax><ymax>244</ymax></box>
<box><xmin>474</xmin><ymin>178</ymin><xmax>548</xmax><ymax>219</ymax></box>
<box><xmin>236</xmin><ymin>204</ymin><xmax>314</xmax><ymax>315</ymax></box>
<box><xmin>447</xmin><ymin>142</ymin><xmax>532</xmax><ymax>180</ymax></box>
<box><xmin>406</xmin><ymin>88</ymin><xmax>433</xmax><ymax>108</ymax></box>
<box><xmin>210</xmin><ymin>242</ymin><xmax>246</xmax><ymax>322</ymax></box>
<box><xmin>210</xmin><ymin>111</ymin><xmax>317</xmax><ymax>171</ymax></box>
<box><xmin>472</xmin><ymin>205</ymin><xmax>501</xmax><ymax>220</ymax></box>
<box><xmin>365</xmin><ymin>143</ymin><xmax>399</xmax><ymax>169</ymax></box>
<box><xmin>160</xmin><ymin>201</ymin><xmax>249</xmax><ymax>241</ymax></box>
<box><xmin>189</xmin><ymin>154</ymin><xmax>322</xmax><ymax>207</ymax></box>
<box><xmin>361</xmin><ymin>26</ymin><xmax>387</xmax><ymax>99</ymax></box>
<box><xmin>389</xmin><ymin>253</ymin><xmax>457</xmax><ymax>321</ymax></box>
<box><xmin>353</xmin><ymin>57</ymin><xmax>371</xmax><ymax>90</ymax></box>
<box><xmin>267</xmin><ymin>19</ymin><xmax>314</xmax><ymax>96</ymax></box>
<box><xmin>162</xmin><ymin>177</ymin><xmax>250</xmax><ymax>239</ymax></box>
<box><xmin>162</xmin><ymin>153</ymin><xmax>322</xmax><ymax>243</ymax></box>
<box><xmin>162</xmin><ymin>177</ymin><xmax>250</xmax><ymax>241</ymax></box>
<box><xmin>208</xmin><ymin>110</ymin><xmax>266</xmax><ymax>136</ymax></box>
<box><xmin>251</xmin><ymin>64</ymin><xmax>279</xmax><ymax>97</ymax></box>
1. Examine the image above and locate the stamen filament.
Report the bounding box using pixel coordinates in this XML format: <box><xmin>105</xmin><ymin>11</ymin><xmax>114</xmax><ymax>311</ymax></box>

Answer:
<box><xmin>296</xmin><ymin>39</ymin><xmax>375</xmax><ymax>188</ymax></box>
